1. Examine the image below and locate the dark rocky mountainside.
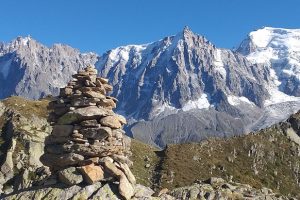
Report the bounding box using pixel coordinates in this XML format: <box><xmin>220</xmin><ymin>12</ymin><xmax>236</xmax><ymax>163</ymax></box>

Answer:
<box><xmin>0</xmin><ymin>96</ymin><xmax>299</xmax><ymax>199</ymax></box>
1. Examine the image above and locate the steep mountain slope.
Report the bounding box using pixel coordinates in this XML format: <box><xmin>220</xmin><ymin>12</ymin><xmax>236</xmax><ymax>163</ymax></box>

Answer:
<box><xmin>237</xmin><ymin>27</ymin><xmax>300</xmax><ymax>97</ymax></box>
<box><xmin>96</xmin><ymin>27</ymin><xmax>270</xmax><ymax>120</ymax></box>
<box><xmin>0</xmin><ymin>36</ymin><xmax>97</xmax><ymax>99</ymax></box>
<box><xmin>96</xmin><ymin>27</ymin><xmax>300</xmax><ymax>147</ymax></box>
<box><xmin>237</xmin><ymin>27</ymin><xmax>300</xmax><ymax>131</ymax></box>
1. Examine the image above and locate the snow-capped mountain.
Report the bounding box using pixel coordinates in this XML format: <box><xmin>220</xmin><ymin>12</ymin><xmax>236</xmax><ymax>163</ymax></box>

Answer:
<box><xmin>1</xmin><ymin>27</ymin><xmax>300</xmax><ymax>147</ymax></box>
<box><xmin>237</xmin><ymin>27</ymin><xmax>300</xmax><ymax>97</ymax></box>
<box><xmin>96</xmin><ymin>27</ymin><xmax>270</xmax><ymax>120</ymax></box>
<box><xmin>0</xmin><ymin>36</ymin><xmax>97</xmax><ymax>99</ymax></box>
<box><xmin>96</xmin><ymin>27</ymin><xmax>300</xmax><ymax>147</ymax></box>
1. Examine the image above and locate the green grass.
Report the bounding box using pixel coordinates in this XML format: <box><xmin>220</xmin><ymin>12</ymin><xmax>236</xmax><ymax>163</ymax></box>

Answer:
<box><xmin>2</xmin><ymin>96</ymin><xmax>51</xmax><ymax>119</ymax></box>
<box><xmin>130</xmin><ymin>139</ymin><xmax>160</xmax><ymax>187</ymax></box>
<box><xmin>157</xmin><ymin>127</ymin><xmax>300</xmax><ymax>198</ymax></box>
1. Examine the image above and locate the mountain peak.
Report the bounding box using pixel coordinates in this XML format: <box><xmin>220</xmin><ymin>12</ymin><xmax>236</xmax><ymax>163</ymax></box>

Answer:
<box><xmin>14</xmin><ymin>35</ymin><xmax>33</xmax><ymax>46</ymax></box>
<box><xmin>180</xmin><ymin>25</ymin><xmax>194</xmax><ymax>38</ymax></box>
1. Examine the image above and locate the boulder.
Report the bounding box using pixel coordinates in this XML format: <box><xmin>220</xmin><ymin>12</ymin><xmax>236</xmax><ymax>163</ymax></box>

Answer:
<box><xmin>97</xmin><ymin>98</ymin><xmax>116</xmax><ymax>109</ymax></box>
<box><xmin>80</xmin><ymin>127</ymin><xmax>112</xmax><ymax>140</ymax></box>
<box><xmin>119</xmin><ymin>172</ymin><xmax>134</xmax><ymax>200</ymax></box>
<box><xmin>100</xmin><ymin>116</ymin><xmax>122</xmax><ymax>129</ymax></box>
<box><xmin>52</xmin><ymin>125</ymin><xmax>73</xmax><ymax>137</ymax></box>
<box><xmin>79</xmin><ymin>163</ymin><xmax>104</xmax><ymax>184</ymax></box>
<box><xmin>83</xmin><ymin>91</ymin><xmax>105</xmax><ymax>99</ymax></box>
<box><xmin>80</xmin><ymin>119</ymin><xmax>100</xmax><ymax>127</ymax></box>
<box><xmin>57</xmin><ymin>106</ymin><xmax>111</xmax><ymax>124</ymax></box>
<box><xmin>58</xmin><ymin>167</ymin><xmax>83</xmax><ymax>186</ymax></box>
<box><xmin>118</xmin><ymin>162</ymin><xmax>136</xmax><ymax>185</ymax></box>
<box><xmin>41</xmin><ymin>153</ymin><xmax>84</xmax><ymax>168</ymax></box>
<box><xmin>103</xmin><ymin>161</ymin><xmax>123</xmax><ymax>177</ymax></box>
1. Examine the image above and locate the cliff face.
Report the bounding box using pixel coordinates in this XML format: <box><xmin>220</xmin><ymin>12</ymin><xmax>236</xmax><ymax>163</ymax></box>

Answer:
<box><xmin>0</xmin><ymin>96</ymin><xmax>299</xmax><ymax>199</ymax></box>
<box><xmin>0</xmin><ymin>37</ymin><xmax>97</xmax><ymax>99</ymax></box>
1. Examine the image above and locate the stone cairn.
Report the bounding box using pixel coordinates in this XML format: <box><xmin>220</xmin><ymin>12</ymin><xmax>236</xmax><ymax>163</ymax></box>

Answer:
<box><xmin>42</xmin><ymin>66</ymin><xmax>136</xmax><ymax>199</ymax></box>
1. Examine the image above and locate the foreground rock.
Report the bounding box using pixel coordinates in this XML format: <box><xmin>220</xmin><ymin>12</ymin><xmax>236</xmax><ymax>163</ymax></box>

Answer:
<box><xmin>2</xmin><ymin>177</ymin><xmax>290</xmax><ymax>200</ymax></box>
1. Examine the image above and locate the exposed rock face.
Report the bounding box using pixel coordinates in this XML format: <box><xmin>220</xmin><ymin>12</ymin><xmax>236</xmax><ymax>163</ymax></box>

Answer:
<box><xmin>41</xmin><ymin>66</ymin><xmax>135</xmax><ymax>199</ymax></box>
<box><xmin>96</xmin><ymin>27</ymin><xmax>300</xmax><ymax>148</ymax></box>
<box><xmin>167</xmin><ymin>177</ymin><xmax>290</xmax><ymax>200</ymax></box>
<box><xmin>97</xmin><ymin>27</ymin><xmax>269</xmax><ymax>120</ymax></box>
<box><xmin>0</xmin><ymin>36</ymin><xmax>98</xmax><ymax>99</ymax></box>
<box><xmin>1</xmin><ymin>178</ymin><xmax>290</xmax><ymax>200</ymax></box>
<box><xmin>0</xmin><ymin>97</ymin><xmax>52</xmax><ymax>195</ymax></box>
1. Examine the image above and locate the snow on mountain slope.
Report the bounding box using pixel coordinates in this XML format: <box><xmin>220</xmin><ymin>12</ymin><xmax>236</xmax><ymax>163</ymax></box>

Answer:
<box><xmin>238</xmin><ymin>27</ymin><xmax>300</xmax><ymax>97</ymax></box>
<box><xmin>97</xmin><ymin>27</ymin><xmax>269</xmax><ymax>121</ymax></box>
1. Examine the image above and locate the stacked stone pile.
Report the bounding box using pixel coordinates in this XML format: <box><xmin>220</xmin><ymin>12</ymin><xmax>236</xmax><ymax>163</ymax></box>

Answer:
<box><xmin>42</xmin><ymin>66</ymin><xmax>135</xmax><ymax>199</ymax></box>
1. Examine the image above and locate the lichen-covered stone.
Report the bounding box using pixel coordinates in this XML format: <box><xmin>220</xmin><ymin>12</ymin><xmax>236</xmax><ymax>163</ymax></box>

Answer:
<box><xmin>58</xmin><ymin>167</ymin><xmax>83</xmax><ymax>186</ymax></box>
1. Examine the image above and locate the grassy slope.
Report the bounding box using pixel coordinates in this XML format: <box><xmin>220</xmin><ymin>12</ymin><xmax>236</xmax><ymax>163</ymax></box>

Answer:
<box><xmin>158</xmin><ymin>126</ymin><xmax>300</xmax><ymax>197</ymax></box>
<box><xmin>1</xmin><ymin>96</ymin><xmax>50</xmax><ymax>119</ymax></box>
<box><xmin>130</xmin><ymin>139</ymin><xmax>160</xmax><ymax>187</ymax></box>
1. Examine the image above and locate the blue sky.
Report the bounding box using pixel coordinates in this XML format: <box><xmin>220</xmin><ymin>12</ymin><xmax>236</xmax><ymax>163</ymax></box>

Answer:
<box><xmin>0</xmin><ymin>0</ymin><xmax>299</xmax><ymax>54</ymax></box>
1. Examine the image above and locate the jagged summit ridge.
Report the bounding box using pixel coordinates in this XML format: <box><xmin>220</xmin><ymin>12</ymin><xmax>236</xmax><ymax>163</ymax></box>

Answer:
<box><xmin>0</xmin><ymin>37</ymin><xmax>98</xmax><ymax>99</ymax></box>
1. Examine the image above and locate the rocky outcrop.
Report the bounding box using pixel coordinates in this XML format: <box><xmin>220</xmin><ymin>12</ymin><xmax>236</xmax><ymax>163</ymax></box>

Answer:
<box><xmin>0</xmin><ymin>36</ymin><xmax>97</xmax><ymax>99</ymax></box>
<box><xmin>167</xmin><ymin>177</ymin><xmax>290</xmax><ymax>200</ymax></box>
<box><xmin>41</xmin><ymin>66</ymin><xmax>135</xmax><ymax>199</ymax></box>
<box><xmin>0</xmin><ymin>97</ymin><xmax>52</xmax><ymax>195</ymax></box>
<box><xmin>2</xmin><ymin>177</ymin><xmax>290</xmax><ymax>200</ymax></box>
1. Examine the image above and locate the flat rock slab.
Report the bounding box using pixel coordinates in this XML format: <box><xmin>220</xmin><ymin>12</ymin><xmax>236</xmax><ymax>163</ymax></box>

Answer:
<box><xmin>41</xmin><ymin>153</ymin><xmax>84</xmax><ymax>168</ymax></box>
<box><xmin>52</xmin><ymin>125</ymin><xmax>73</xmax><ymax>137</ymax></box>
<box><xmin>58</xmin><ymin>167</ymin><xmax>83</xmax><ymax>186</ymax></box>
<box><xmin>79</xmin><ymin>163</ymin><xmax>104</xmax><ymax>184</ymax></box>
<box><xmin>100</xmin><ymin>116</ymin><xmax>122</xmax><ymax>129</ymax></box>
<box><xmin>57</xmin><ymin>106</ymin><xmax>112</xmax><ymax>125</ymax></box>
<box><xmin>80</xmin><ymin>127</ymin><xmax>112</xmax><ymax>140</ymax></box>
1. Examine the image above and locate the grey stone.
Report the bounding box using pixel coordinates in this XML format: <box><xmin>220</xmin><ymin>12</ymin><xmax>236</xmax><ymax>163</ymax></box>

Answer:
<box><xmin>57</xmin><ymin>106</ymin><xmax>112</xmax><ymax>124</ymax></box>
<box><xmin>58</xmin><ymin>167</ymin><xmax>83</xmax><ymax>185</ymax></box>
<box><xmin>100</xmin><ymin>116</ymin><xmax>122</xmax><ymax>129</ymax></box>
<box><xmin>41</xmin><ymin>153</ymin><xmax>84</xmax><ymax>168</ymax></box>
<box><xmin>51</xmin><ymin>125</ymin><xmax>73</xmax><ymax>137</ymax></box>
<box><xmin>80</xmin><ymin>127</ymin><xmax>112</xmax><ymax>140</ymax></box>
